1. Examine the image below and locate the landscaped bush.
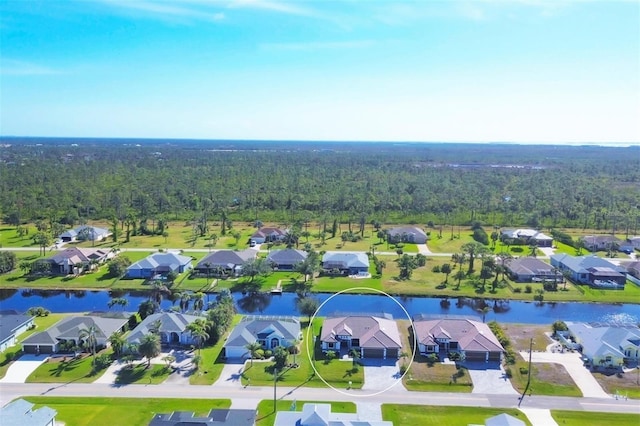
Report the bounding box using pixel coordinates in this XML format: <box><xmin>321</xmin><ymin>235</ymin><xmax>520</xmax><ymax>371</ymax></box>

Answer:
<box><xmin>525</xmin><ymin>285</ymin><xmax>532</xmax><ymax>293</ymax></box>
<box><xmin>513</xmin><ymin>287</ymin><xmax>522</xmax><ymax>293</ymax></box>
<box><xmin>519</xmin><ymin>367</ymin><xmax>529</xmax><ymax>375</ymax></box>
<box><xmin>472</xmin><ymin>228</ymin><xmax>489</xmax><ymax>245</ymax></box>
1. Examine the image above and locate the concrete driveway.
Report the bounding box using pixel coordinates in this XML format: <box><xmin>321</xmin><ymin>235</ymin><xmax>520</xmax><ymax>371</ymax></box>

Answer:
<box><xmin>214</xmin><ymin>359</ymin><xmax>246</xmax><ymax>388</ymax></box>
<box><xmin>361</xmin><ymin>359</ymin><xmax>405</xmax><ymax>391</ymax></box>
<box><xmin>466</xmin><ymin>363</ymin><xmax>519</xmax><ymax>395</ymax></box>
<box><xmin>520</xmin><ymin>351</ymin><xmax>610</xmax><ymax>398</ymax></box>
<box><xmin>0</xmin><ymin>354</ymin><xmax>48</xmax><ymax>383</ymax></box>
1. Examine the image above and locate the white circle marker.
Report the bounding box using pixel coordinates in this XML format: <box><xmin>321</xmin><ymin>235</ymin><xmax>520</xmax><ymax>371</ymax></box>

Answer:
<box><xmin>305</xmin><ymin>287</ymin><xmax>417</xmax><ymax>397</ymax></box>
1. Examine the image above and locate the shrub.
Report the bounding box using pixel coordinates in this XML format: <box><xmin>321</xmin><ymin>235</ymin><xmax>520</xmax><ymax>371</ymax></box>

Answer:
<box><xmin>472</xmin><ymin>228</ymin><xmax>489</xmax><ymax>245</ymax></box>
<box><xmin>504</xmin><ymin>367</ymin><xmax>513</xmax><ymax>378</ymax></box>
<box><xmin>519</xmin><ymin>367</ymin><xmax>529</xmax><ymax>375</ymax></box>
<box><xmin>399</xmin><ymin>364</ymin><xmax>408</xmax><ymax>375</ymax></box>
<box><xmin>513</xmin><ymin>287</ymin><xmax>522</xmax><ymax>293</ymax></box>
<box><xmin>525</xmin><ymin>285</ymin><xmax>532</xmax><ymax>293</ymax></box>
<box><xmin>27</xmin><ymin>306</ymin><xmax>50</xmax><ymax>317</ymax></box>
<box><xmin>432</xmin><ymin>265</ymin><xmax>441</xmax><ymax>273</ymax></box>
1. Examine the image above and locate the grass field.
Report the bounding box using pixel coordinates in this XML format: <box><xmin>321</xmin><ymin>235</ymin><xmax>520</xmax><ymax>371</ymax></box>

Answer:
<box><xmin>381</xmin><ymin>404</ymin><xmax>532</xmax><ymax>425</ymax></box>
<box><xmin>114</xmin><ymin>363</ymin><xmax>172</xmax><ymax>385</ymax></box>
<box><xmin>255</xmin><ymin>399</ymin><xmax>356</xmax><ymax>426</ymax></box>
<box><xmin>551</xmin><ymin>410</ymin><xmax>640</xmax><ymax>426</ymax></box>
<box><xmin>24</xmin><ymin>397</ymin><xmax>231</xmax><ymax>426</ymax></box>
<box><xmin>26</xmin><ymin>351</ymin><xmax>111</xmax><ymax>384</ymax></box>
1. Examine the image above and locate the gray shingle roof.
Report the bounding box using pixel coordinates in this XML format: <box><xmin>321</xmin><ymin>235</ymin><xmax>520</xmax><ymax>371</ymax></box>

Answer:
<box><xmin>22</xmin><ymin>315</ymin><xmax>127</xmax><ymax>346</ymax></box>
<box><xmin>1</xmin><ymin>398</ymin><xmax>57</xmax><ymax>426</ymax></box>
<box><xmin>550</xmin><ymin>254</ymin><xmax>626</xmax><ymax>274</ymax></box>
<box><xmin>567</xmin><ymin>322</ymin><xmax>640</xmax><ymax>360</ymax></box>
<box><xmin>225</xmin><ymin>316</ymin><xmax>300</xmax><ymax>348</ymax></box>
<box><xmin>266</xmin><ymin>249</ymin><xmax>307</xmax><ymax>265</ymax></box>
<box><xmin>148</xmin><ymin>409</ymin><xmax>256</xmax><ymax>426</ymax></box>
<box><xmin>505</xmin><ymin>257</ymin><xmax>553</xmax><ymax>275</ymax></box>
<box><xmin>127</xmin><ymin>312</ymin><xmax>202</xmax><ymax>345</ymax></box>
<box><xmin>196</xmin><ymin>250</ymin><xmax>256</xmax><ymax>268</ymax></box>
<box><xmin>127</xmin><ymin>252</ymin><xmax>192</xmax><ymax>271</ymax></box>
<box><xmin>322</xmin><ymin>252</ymin><xmax>369</xmax><ymax>269</ymax></box>
<box><xmin>0</xmin><ymin>314</ymin><xmax>33</xmax><ymax>344</ymax></box>
<box><xmin>273</xmin><ymin>403</ymin><xmax>393</xmax><ymax>426</ymax></box>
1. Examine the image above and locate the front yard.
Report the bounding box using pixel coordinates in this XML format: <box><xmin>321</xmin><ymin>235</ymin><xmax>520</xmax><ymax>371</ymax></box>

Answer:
<box><xmin>255</xmin><ymin>399</ymin><xmax>356</xmax><ymax>426</ymax></box>
<box><xmin>381</xmin><ymin>405</ymin><xmax>532</xmax><ymax>425</ymax></box>
<box><xmin>239</xmin><ymin>319</ymin><xmax>364</xmax><ymax>389</ymax></box>
<box><xmin>25</xmin><ymin>396</ymin><xmax>231</xmax><ymax>426</ymax></box>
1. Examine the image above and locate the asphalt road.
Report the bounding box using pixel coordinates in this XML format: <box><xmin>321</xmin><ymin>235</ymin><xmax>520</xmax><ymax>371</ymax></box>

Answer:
<box><xmin>1</xmin><ymin>382</ymin><xmax>639</xmax><ymax>415</ymax></box>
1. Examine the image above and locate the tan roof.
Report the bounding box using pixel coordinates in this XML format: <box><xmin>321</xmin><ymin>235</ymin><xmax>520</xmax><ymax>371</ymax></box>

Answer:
<box><xmin>413</xmin><ymin>318</ymin><xmax>504</xmax><ymax>353</ymax></box>
<box><xmin>320</xmin><ymin>315</ymin><xmax>401</xmax><ymax>350</ymax></box>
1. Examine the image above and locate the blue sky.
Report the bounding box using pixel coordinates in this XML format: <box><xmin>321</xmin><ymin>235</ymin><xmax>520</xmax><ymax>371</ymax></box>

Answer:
<box><xmin>1</xmin><ymin>0</ymin><xmax>638</xmax><ymax>144</ymax></box>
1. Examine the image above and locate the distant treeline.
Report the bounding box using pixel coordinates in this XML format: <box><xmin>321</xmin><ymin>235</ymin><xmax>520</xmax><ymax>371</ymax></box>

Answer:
<box><xmin>1</xmin><ymin>138</ymin><xmax>639</xmax><ymax>233</ymax></box>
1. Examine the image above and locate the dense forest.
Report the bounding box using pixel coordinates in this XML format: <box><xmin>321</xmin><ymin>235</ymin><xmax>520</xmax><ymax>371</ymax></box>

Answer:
<box><xmin>1</xmin><ymin>138</ymin><xmax>639</xmax><ymax>233</ymax></box>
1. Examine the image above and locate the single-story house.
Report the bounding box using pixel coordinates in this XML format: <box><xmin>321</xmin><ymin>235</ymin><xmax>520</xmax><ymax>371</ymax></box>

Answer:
<box><xmin>550</xmin><ymin>254</ymin><xmax>627</xmax><ymax>288</ymax></box>
<box><xmin>126</xmin><ymin>312</ymin><xmax>202</xmax><ymax>347</ymax></box>
<box><xmin>274</xmin><ymin>403</ymin><xmax>393</xmax><ymax>426</ymax></box>
<box><xmin>504</xmin><ymin>257</ymin><xmax>558</xmax><ymax>283</ymax></box>
<box><xmin>59</xmin><ymin>225</ymin><xmax>112</xmax><ymax>242</ymax></box>
<box><xmin>0</xmin><ymin>313</ymin><xmax>34</xmax><ymax>353</ymax></box>
<box><xmin>320</xmin><ymin>315</ymin><xmax>402</xmax><ymax>359</ymax></box>
<box><xmin>194</xmin><ymin>249</ymin><xmax>257</xmax><ymax>277</ymax></box>
<box><xmin>484</xmin><ymin>413</ymin><xmax>526</xmax><ymax>426</ymax></box>
<box><xmin>21</xmin><ymin>315</ymin><xmax>127</xmax><ymax>354</ymax></box>
<box><xmin>564</xmin><ymin>321</ymin><xmax>640</xmax><ymax>368</ymax></box>
<box><xmin>1</xmin><ymin>398</ymin><xmax>57</xmax><ymax>426</ymax></box>
<box><xmin>412</xmin><ymin>316</ymin><xmax>504</xmax><ymax>363</ymax></box>
<box><xmin>322</xmin><ymin>251</ymin><xmax>370</xmax><ymax>275</ymax></box>
<box><xmin>626</xmin><ymin>261</ymin><xmax>640</xmax><ymax>280</ymax></box>
<box><xmin>34</xmin><ymin>247</ymin><xmax>113</xmax><ymax>275</ymax></box>
<box><xmin>266</xmin><ymin>249</ymin><xmax>307</xmax><ymax>271</ymax></box>
<box><xmin>500</xmin><ymin>229</ymin><xmax>553</xmax><ymax>247</ymax></box>
<box><xmin>580</xmin><ymin>235</ymin><xmax>623</xmax><ymax>252</ymax></box>
<box><xmin>250</xmin><ymin>227</ymin><xmax>288</xmax><ymax>244</ymax></box>
<box><xmin>125</xmin><ymin>252</ymin><xmax>192</xmax><ymax>279</ymax></box>
<box><xmin>386</xmin><ymin>226</ymin><xmax>428</xmax><ymax>244</ymax></box>
<box><xmin>628</xmin><ymin>236</ymin><xmax>640</xmax><ymax>250</ymax></box>
<box><xmin>223</xmin><ymin>316</ymin><xmax>301</xmax><ymax>358</ymax></box>
<box><xmin>149</xmin><ymin>409</ymin><xmax>256</xmax><ymax>426</ymax></box>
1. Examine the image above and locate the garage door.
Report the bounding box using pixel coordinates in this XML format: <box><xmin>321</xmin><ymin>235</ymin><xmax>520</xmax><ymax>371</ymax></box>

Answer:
<box><xmin>363</xmin><ymin>348</ymin><xmax>385</xmax><ymax>358</ymax></box>
<box><xmin>23</xmin><ymin>345</ymin><xmax>38</xmax><ymax>354</ymax></box>
<box><xmin>465</xmin><ymin>351</ymin><xmax>487</xmax><ymax>362</ymax></box>
<box><xmin>488</xmin><ymin>352</ymin><xmax>501</xmax><ymax>362</ymax></box>
<box><xmin>386</xmin><ymin>348</ymin><xmax>398</xmax><ymax>359</ymax></box>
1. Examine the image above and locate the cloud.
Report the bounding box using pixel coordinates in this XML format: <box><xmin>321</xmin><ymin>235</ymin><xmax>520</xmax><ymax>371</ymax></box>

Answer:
<box><xmin>227</xmin><ymin>0</ymin><xmax>317</xmax><ymax>17</ymax></box>
<box><xmin>0</xmin><ymin>59</ymin><xmax>62</xmax><ymax>76</ymax></box>
<box><xmin>99</xmin><ymin>0</ymin><xmax>225</xmax><ymax>24</ymax></box>
<box><xmin>259</xmin><ymin>40</ymin><xmax>374</xmax><ymax>52</ymax></box>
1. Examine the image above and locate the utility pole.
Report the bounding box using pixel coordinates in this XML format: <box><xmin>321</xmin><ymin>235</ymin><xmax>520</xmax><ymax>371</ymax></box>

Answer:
<box><xmin>273</xmin><ymin>367</ymin><xmax>278</xmax><ymax>413</ymax></box>
<box><xmin>518</xmin><ymin>338</ymin><xmax>534</xmax><ymax>407</ymax></box>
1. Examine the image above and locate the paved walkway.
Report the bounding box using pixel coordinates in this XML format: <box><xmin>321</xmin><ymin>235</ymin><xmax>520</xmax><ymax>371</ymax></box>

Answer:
<box><xmin>417</xmin><ymin>244</ymin><xmax>431</xmax><ymax>255</ymax></box>
<box><xmin>519</xmin><ymin>408</ymin><xmax>558</xmax><ymax>426</ymax></box>
<box><xmin>0</xmin><ymin>354</ymin><xmax>48</xmax><ymax>383</ymax></box>
<box><xmin>519</xmin><ymin>351</ymin><xmax>610</xmax><ymax>398</ymax></box>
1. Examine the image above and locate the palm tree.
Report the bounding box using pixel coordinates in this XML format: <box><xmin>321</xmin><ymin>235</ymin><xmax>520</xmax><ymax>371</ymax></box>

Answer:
<box><xmin>288</xmin><ymin>338</ymin><xmax>301</xmax><ymax>365</ymax></box>
<box><xmin>192</xmin><ymin>292</ymin><xmax>206</xmax><ymax>312</ymax></box>
<box><xmin>246</xmin><ymin>341</ymin><xmax>263</xmax><ymax>367</ymax></box>
<box><xmin>441</xmin><ymin>263</ymin><xmax>452</xmax><ymax>284</ymax></box>
<box><xmin>187</xmin><ymin>324</ymin><xmax>210</xmax><ymax>355</ymax></box>
<box><xmin>149</xmin><ymin>319</ymin><xmax>163</xmax><ymax>334</ymax></box>
<box><xmin>138</xmin><ymin>333</ymin><xmax>161</xmax><ymax>368</ymax></box>
<box><xmin>108</xmin><ymin>330</ymin><xmax>126</xmax><ymax>358</ymax></box>
<box><xmin>79</xmin><ymin>325</ymin><xmax>98</xmax><ymax>366</ymax></box>
<box><xmin>180</xmin><ymin>292</ymin><xmax>191</xmax><ymax>312</ymax></box>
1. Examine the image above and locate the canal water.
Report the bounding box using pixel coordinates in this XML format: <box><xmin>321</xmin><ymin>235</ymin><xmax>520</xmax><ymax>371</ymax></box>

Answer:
<box><xmin>0</xmin><ymin>288</ymin><xmax>638</xmax><ymax>325</ymax></box>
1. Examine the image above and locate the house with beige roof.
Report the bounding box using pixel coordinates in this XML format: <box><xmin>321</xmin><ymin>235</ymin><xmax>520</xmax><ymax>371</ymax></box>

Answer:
<box><xmin>413</xmin><ymin>316</ymin><xmax>504</xmax><ymax>363</ymax></box>
<box><xmin>35</xmin><ymin>247</ymin><xmax>113</xmax><ymax>275</ymax></box>
<box><xmin>320</xmin><ymin>314</ymin><xmax>402</xmax><ymax>359</ymax></box>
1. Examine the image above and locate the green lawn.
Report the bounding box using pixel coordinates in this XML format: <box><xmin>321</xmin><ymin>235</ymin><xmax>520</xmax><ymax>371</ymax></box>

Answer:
<box><xmin>551</xmin><ymin>410</ymin><xmax>640</xmax><ymax>426</ymax></box>
<box><xmin>425</xmin><ymin>230</ymin><xmax>476</xmax><ymax>253</ymax></box>
<box><xmin>508</xmin><ymin>357</ymin><xmax>582</xmax><ymax>397</ymax></box>
<box><xmin>240</xmin><ymin>319</ymin><xmax>364</xmax><ymax>389</ymax></box>
<box><xmin>26</xmin><ymin>352</ymin><xmax>111</xmax><ymax>383</ymax></box>
<box><xmin>381</xmin><ymin>404</ymin><xmax>532</xmax><ymax>425</ymax></box>
<box><xmin>114</xmin><ymin>363</ymin><xmax>172</xmax><ymax>385</ymax></box>
<box><xmin>24</xmin><ymin>397</ymin><xmax>231</xmax><ymax>426</ymax></box>
<box><xmin>255</xmin><ymin>399</ymin><xmax>356</xmax><ymax>426</ymax></box>
<box><xmin>190</xmin><ymin>315</ymin><xmax>243</xmax><ymax>385</ymax></box>
<box><xmin>0</xmin><ymin>313</ymin><xmax>66</xmax><ymax>380</ymax></box>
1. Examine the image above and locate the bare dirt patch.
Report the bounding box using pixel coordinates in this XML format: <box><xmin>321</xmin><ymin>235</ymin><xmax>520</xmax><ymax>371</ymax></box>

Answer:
<box><xmin>592</xmin><ymin>369</ymin><xmax>640</xmax><ymax>397</ymax></box>
<box><xmin>501</xmin><ymin>323</ymin><xmax>553</xmax><ymax>352</ymax></box>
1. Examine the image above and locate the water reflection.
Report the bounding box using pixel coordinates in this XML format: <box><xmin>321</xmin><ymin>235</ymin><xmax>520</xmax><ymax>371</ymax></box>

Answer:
<box><xmin>237</xmin><ymin>292</ymin><xmax>272</xmax><ymax>314</ymax></box>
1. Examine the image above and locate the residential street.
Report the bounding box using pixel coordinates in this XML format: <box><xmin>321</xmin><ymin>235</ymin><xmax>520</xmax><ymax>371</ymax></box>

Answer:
<box><xmin>1</xmin><ymin>381</ymin><xmax>639</xmax><ymax>416</ymax></box>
